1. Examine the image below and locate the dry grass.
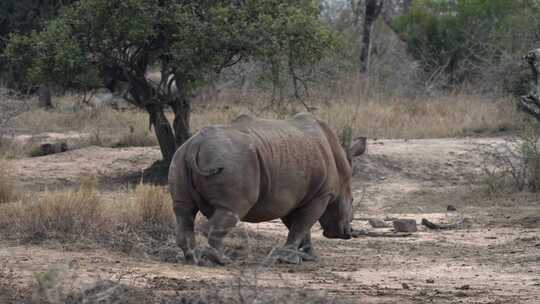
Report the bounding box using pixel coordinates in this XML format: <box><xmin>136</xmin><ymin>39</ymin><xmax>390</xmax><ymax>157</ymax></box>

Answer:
<box><xmin>133</xmin><ymin>183</ymin><xmax>174</xmax><ymax>227</ymax></box>
<box><xmin>0</xmin><ymin>176</ymin><xmax>173</xmax><ymax>246</ymax></box>
<box><xmin>0</xmin><ymin>135</ymin><xmax>36</xmax><ymax>158</ymax></box>
<box><xmin>0</xmin><ymin>175</ymin><xmax>103</xmax><ymax>241</ymax></box>
<box><xmin>0</xmin><ymin>157</ymin><xmax>19</xmax><ymax>204</ymax></box>
<box><xmin>8</xmin><ymin>92</ymin><xmax>516</xmax><ymax>150</ymax></box>
<box><xmin>190</xmin><ymin>94</ymin><xmax>517</xmax><ymax>139</ymax></box>
<box><xmin>110</xmin><ymin>183</ymin><xmax>174</xmax><ymax>241</ymax></box>
<box><xmin>12</xmin><ymin>106</ymin><xmax>157</xmax><ymax>147</ymax></box>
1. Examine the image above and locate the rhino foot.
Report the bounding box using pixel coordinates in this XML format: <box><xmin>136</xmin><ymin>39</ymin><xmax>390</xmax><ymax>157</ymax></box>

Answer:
<box><xmin>269</xmin><ymin>247</ymin><xmax>310</xmax><ymax>265</ymax></box>
<box><xmin>191</xmin><ymin>246</ymin><xmax>231</xmax><ymax>266</ymax></box>
<box><xmin>299</xmin><ymin>248</ymin><xmax>318</xmax><ymax>262</ymax></box>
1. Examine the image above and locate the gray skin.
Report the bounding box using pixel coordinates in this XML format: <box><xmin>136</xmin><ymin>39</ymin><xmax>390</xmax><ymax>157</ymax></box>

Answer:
<box><xmin>168</xmin><ymin>113</ymin><xmax>363</xmax><ymax>265</ymax></box>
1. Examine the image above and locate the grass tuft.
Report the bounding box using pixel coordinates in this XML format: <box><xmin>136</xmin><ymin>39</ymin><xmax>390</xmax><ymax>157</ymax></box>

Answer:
<box><xmin>0</xmin><ymin>157</ymin><xmax>19</xmax><ymax>204</ymax></box>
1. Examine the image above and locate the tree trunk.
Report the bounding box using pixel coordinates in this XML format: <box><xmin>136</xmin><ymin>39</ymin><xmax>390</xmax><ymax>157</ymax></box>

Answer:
<box><xmin>519</xmin><ymin>49</ymin><xmax>540</xmax><ymax>123</ymax></box>
<box><xmin>403</xmin><ymin>0</ymin><xmax>412</xmax><ymax>14</ymax></box>
<box><xmin>360</xmin><ymin>0</ymin><xmax>384</xmax><ymax>74</ymax></box>
<box><xmin>359</xmin><ymin>18</ymin><xmax>373</xmax><ymax>73</ymax></box>
<box><xmin>171</xmin><ymin>97</ymin><xmax>191</xmax><ymax>148</ymax></box>
<box><xmin>147</xmin><ymin>104</ymin><xmax>177</xmax><ymax>163</ymax></box>
<box><xmin>38</xmin><ymin>84</ymin><xmax>53</xmax><ymax>109</ymax></box>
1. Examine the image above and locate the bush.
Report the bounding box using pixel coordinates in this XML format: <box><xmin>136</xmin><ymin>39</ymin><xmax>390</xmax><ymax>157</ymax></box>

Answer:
<box><xmin>482</xmin><ymin>121</ymin><xmax>540</xmax><ymax>193</ymax></box>
<box><xmin>521</xmin><ymin>123</ymin><xmax>540</xmax><ymax>191</ymax></box>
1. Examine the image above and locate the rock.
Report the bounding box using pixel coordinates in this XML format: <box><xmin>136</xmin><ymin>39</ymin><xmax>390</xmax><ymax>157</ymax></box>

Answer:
<box><xmin>456</xmin><ymin>284</ymin><xmax>470</xmax><ymax>290</ymax></box>
<box><xmin>447</xmin><ymin>205</ymin><xmax>457</xmax><ymax>211</ymax></box>
<box><xmin>426</xmin><ymin>279</ymin><xmax>435</xmax><ymax>284</ymax></box>
<box><xmin>401</xmin><ymin>283</ymin><xmax>410</xmax><ymax>290</ymax></box>
<box><xmin>369</xmin><ymin>219</ymin><xmax>391</xmax><ymax>228</ymax></box>
<box><xmin>393</xmin><ymin>219</ymin><xmax>417</xmax><ymax>233</ymax></box>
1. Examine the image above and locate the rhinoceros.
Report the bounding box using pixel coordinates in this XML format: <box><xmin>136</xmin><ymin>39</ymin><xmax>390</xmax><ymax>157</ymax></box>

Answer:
<box><xmin>168</xmin><ymin>113</ymin><xmax>365</xmax><ymax>265</ymax></box>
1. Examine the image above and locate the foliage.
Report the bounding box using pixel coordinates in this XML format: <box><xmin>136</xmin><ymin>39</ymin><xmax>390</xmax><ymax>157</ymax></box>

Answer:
<box><xmin>0</xmin><ymin>0</ymin><xmax>78</xmax><ymax>88</ymax></box>
<box><xmin>6</xmin><ymin>0</ymin><xmax>337</xmax><ymax>100</ymax></box>
<box><xmin>6</xmin><ymin>0</ymin><xmax>337</xmax><ymax>161</ymax></box>
<box><xmin>393</xmin><ymin>0</ymin><xmax>540</xmax><ymax>88</ymax></box>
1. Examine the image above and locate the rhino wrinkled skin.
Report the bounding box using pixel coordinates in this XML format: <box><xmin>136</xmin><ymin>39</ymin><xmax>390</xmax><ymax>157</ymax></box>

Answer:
<box><xmin>168</xmin><ymin>113</ymin><xmax>363</xmax><ymax>265</ymax></box>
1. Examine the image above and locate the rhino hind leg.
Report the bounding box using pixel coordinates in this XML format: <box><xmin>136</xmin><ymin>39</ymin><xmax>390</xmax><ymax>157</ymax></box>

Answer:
<box><xmin>193</xmin><ymin>208</ymin><xmax>239</xmax><ymax>266</ymax></box>
<box><xmin>173</xmin><ymin>202</ymin><xmax>198</xmax><ymax>264</ymax></box>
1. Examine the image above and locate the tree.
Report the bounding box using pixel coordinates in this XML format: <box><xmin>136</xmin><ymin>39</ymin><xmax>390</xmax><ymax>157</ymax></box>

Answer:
<box><xmin>520</xmin><ymin>49</ymin><xmax>540</xmax><ymax>122</ymax></box>
<box><xmin>6</xmin><ymin>0</ymin><xmax>337</xmax><ymax>163</ymax></box>
<box><xmin>393</xmin><ymin>0</ymin><xmax>540</xmax><ymax>86</ymax></box>
<box><xmin>0</xmin><ymin>0</ymin><xmax>77</xmax><ymax>89</ymax></box>
<box><xmin>359</xmin><ymin>0</ymin><xmax>383</xmax><ymax>74</ymax></box>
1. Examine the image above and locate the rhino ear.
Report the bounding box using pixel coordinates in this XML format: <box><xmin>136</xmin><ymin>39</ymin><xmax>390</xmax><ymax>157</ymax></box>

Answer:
<box><xmin>348</xmin><ymin>137</ymin><xmax>367</xmax><ymax>159</ymax></box>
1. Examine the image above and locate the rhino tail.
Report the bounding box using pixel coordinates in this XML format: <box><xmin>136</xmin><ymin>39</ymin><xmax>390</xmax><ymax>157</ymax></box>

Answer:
<box><xmin>186</xmin><ymin>138</ymin><xmax>224</xmax><ymax>177</ymax></box>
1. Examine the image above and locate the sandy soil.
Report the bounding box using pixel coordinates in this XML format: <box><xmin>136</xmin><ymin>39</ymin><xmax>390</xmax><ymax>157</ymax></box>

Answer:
<box><xmin>2</xmin><ymin>137</ymin><xmax>540</xmax><ymax>303</ymax></box>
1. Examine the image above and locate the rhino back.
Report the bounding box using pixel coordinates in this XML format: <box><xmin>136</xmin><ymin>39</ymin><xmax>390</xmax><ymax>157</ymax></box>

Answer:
<box><xmin>229</xmin><ymin>117</ymin><xmax>340</xmax><ymax>221</ymax></box>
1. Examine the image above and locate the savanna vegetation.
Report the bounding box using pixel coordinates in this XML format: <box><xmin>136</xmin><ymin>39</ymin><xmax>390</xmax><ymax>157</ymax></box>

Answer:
<box><xmin>1</xmin><ymin>1</ymin><xmax>540</xmax><ymax>303</ymax></box>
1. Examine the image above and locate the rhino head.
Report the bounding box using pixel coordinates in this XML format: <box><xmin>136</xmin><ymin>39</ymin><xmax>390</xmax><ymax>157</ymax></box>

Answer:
<box><xmin>318</xmin><ymin>137</ymin><xmax>366</xmax><ymax>240</ymax></box>
<box><xmin>319</xmin><ymin>183</ymin><xmax>354</xmax><ymax>239</ymax></box>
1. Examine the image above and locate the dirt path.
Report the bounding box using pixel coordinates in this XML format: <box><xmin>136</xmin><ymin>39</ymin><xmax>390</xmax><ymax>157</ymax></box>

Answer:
<box><xmin>2</xmin><ymin>137</ymin><xmax>540</xmax><ymax>303</ymax></box>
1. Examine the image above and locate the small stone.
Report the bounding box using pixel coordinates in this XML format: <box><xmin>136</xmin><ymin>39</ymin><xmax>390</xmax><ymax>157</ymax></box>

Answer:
<box><xmin>426</xmin><ymin>279</ymin><xmax>435</xmax><ymax>284</ymax></box>
<box><xmin>456</xmin><ymin>284</ymin><xmax>470</xmax><ymax>290</ymax></box>
<box><xmin>402</xmin><ymin>283</ymin><xmax>410</xmax><ymax>290</ymax></box>
<box><xmin>369</xmin><ymin>219</ymin><xmax>390</xmax><ymax>228</ymax></box>
<box><xmin>393</xmin><ymin>219</ymin><xmax>418</xmax><ymax>233</ymax></box>
<box><xmin>447</xmin><ymin>205</ymin><xmax>457</xmax><ymax>211</ymax></box>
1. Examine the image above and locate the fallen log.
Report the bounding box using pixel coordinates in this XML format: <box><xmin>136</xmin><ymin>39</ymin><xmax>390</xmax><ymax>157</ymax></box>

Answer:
<box><xmin>30</xmin><ymin>142</ymin><xmax>68</xmax><ymax>157</ymax></box>
<box><xmin>421</xmin><ymin>218</ymin><xmax>463</xmax><ymax>230</ymax></box>
<box><xmin>351</xmin><ymin>229</ymin><xmax>413</xmax><ymax>238</ymax></box>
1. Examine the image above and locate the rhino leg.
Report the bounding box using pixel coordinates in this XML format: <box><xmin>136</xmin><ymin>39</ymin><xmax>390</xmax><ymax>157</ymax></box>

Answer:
<box><xmin>193</xmin><ymin>208</ymin><xmax>238</xmax><ymax>266</ymax></box>
<box><xmin>272</xmin><ymin>196</ymin><xmax>329</xmax><ymax>264</ymax></box>
<box><xmin>281</xmin><ymin>218</ymin><xmax>318</xmax><ymax>262</ymax></box>
<box><xmin>173</xmin><ymin>202</ymin><xmax>198</xmax><ymax>264</ymax></box>
<box><xmin>298</xmin><ymin>234</ymin><xmax>318</xmax><ymax>262</ymax></box>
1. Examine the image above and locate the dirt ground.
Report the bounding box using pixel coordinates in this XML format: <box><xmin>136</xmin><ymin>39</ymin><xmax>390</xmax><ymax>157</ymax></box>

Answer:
<box><xmin>1</xmin><ymin>137</ymin><xmax>539</xmax><ymax>303</ymax></box>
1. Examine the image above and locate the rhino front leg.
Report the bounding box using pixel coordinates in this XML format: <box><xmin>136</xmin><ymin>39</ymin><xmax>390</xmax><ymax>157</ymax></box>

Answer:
<box><xmin>193</xmin><ymin>208</ymin><xmax>238</xmax><ymax>266</ymax></box>
<box><xmin>298</xmin><ymin>233</ymin><xmax>318</xmax><ymax>262</ymax></box>
<box><xmin>272</xmin><ymin>196</ymin><xmax>330</xmax><ymax>264</ymax></box>
<box><xmin>281</xmin><ymin>217</ymin><xmax>318</xmax><ymax>262</ymax></box>
<box><xmin>173</xmin><ymin>202</ymin><xmax>198</xmax><ymax>264</ymax></box>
